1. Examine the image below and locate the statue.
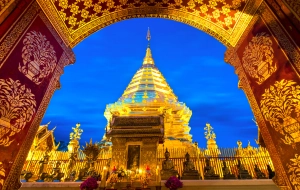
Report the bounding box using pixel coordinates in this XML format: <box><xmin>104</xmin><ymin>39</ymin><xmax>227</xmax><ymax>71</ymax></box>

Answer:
<box><xmin>160</xmin><ymin>148</ymin><xmax>179</xmax><ymax>180</ymax></box>
<box><xmin>254</xmin><ymin>164</ymin><xmax>267</xmax><ymax>179</ymax></box>
<box><xmin>203</xmin><ymin>158</ymin><xmax>219</xmax><ymax>179</ymax></box>
<box><xmin>222</xmin><ymin>161</ymin><xmax>236</xmax><ymax>179</ymax></box>
<box><xmin>65</xmin><ymin>152</ymin><xmax>77</xmax><ymax>181</ymax></box>
<box><xmin>267</xmin><ymin>165</ymin><xmax>275</xmax><ymax>179</ymax></box>
<box><xmin>76</xmin><ymin>161</ymin><xmax>90</xmax><ymax>181</ymax></box>
<box><xmin>87</xmin><ymin>162</ymin><xmax>98</xmax><ymax>178</ymax></box>
<box><xmin>36</xmin><ymin>149</ymin><xmax>50</xmax><ymax>181</ymax></box>
<box><xmin>68</xmin><ymin>123</ymin><xmax>83</xmax><ymax>153</ymax></box>
<box><xmin>237</xmin><ymin>160</ymin><xmax>252</xmax><ymax>179</ymax></box>
<box><xmin>181</xmin><ymin>152</ymin><xmax>200</xmax><ymax>180</ymax></box>
<box><xmin>75</xmin><ymin>139</ymin><xmax>100</xmax><ymax>181</ymax></box>
<box><xmin>49</xmin><ymin>161</ymin><xmax>65</xmax><ymax>182</ymax></box>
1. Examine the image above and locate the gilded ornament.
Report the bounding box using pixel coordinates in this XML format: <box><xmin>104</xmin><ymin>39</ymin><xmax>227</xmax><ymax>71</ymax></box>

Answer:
<box><xmin>68</xmin><ymin>16</ymin><xmax>77</xmax><ymax>27</ymax></box>
<box><xmin>58</xmin><ymin>0</ymin><xmax>68</xmax><ymax>9</ymax></box>
<box><xmin>287</xmin><ymin>154</ymin><xmax>300</xmax><ymax>188</ymax></box>
<box><xmin>187</xmin><ymin>0</ymin><xmax>195</xmax><ymax>9</ymax></box>
<box><xmin>0</xmin><ymin>161</ymin><xmax>5</xmax><ymax>186</ymax></box>
<box><xmin>200</xmin><ymin>4</ymin><xmax>208</xmax><ymax>13</ymax></box>
<box><xmin>260</xmin><ymin>79</ymin><xmax>300</xmax><ymax>145</ymax></box>
<box><xmin>93</xmin><ymin>4</ymin><xmax>102</xmax><ymax>13</ymax></box>
<box><xmin>70</xmin><ymin>4</ymin><xmax>79</xmax><ymax>14</ymax></box>
<box><xmin>81</xmin><ymin>9</ymin><xmax>89</xmax><ymax>19</ymax></box>
<box><xmin>212</xmin><ymin>9</ymin><xmax>220</xmax><ymax>19</ymax></box>
<box><xmin>242</xmin><ymin>32</ymin><xmax>276</xmax><ymax>85</ymax></box>
<box><xmin>83</xmin><ymin>0</ymin><xmax>93</xmax><ymax>8</ymax></box>
<box><xmin>0</xmin><ymin>78</ymin><xmax>36</xmax><ymax>146</ymax></box>
<box><xmin>208</xmin><ymin>0</ymin><xmax>217</xmax><ymax>8</ymax></box>
<box><xmin>18</xmin><ymin>31</ymin><xmax>57</xmax><ymax>85</ymax></box>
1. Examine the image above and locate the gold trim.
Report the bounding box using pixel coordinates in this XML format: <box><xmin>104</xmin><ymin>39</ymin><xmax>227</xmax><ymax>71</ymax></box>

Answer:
<box><xmin>37</xmin><ymin>0</ymin><xmax>263</xmax><ymax>48</ymax></box>
<box><xmin>1</xmin><ymin>2</ymin><xmax>74</xmax><ymax>189</ymax></box>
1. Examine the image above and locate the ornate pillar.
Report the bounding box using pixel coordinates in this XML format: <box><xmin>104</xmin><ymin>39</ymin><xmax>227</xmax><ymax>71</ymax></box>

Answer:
<box><xmin>0</xmin><ymin>1</ymin><xmax>75</xmax><ymax>189</ymax></box>
<box><xmin>224</xmin><ymin>1</ymin><xmax>300</xmax><ymax>189</ymax></box>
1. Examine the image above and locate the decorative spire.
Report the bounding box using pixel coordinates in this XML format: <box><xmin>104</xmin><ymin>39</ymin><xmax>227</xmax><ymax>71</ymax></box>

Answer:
<box><xmin>146</xmin><ymin>27</ymin><xmax>151</xmax><ymax>47</ymax></box>
<box><xmin>143</xmin><ymin>27</ymin><xmax>154</xmax><ymax>65</ymax></box>
<box><xmin>204</xmin><ymin>123</ymin><xmax>216</xmax><ymax>140</ymax></box>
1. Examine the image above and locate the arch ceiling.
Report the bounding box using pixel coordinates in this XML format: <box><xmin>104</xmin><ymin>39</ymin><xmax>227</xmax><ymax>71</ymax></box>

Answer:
<box><xmin>38</xmin><ymin>0</ymin><xmax>262</xmax><ymax>47</ymax></box>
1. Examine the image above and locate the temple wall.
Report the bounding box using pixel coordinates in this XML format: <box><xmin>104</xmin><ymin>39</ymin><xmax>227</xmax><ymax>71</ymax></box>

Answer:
<box><xmin>22</xmin><ymin>146</ymin><xmax>274</xmax><ymax>182</ymax></box>
<box><xmin>18</xmin><ymin>180</ymin><xmax>279</xmax><ymax>190</ymax></box>
<box><xmin>224</xmin><ymin>1</ymin><xmax>300</xmax><ymax>188</ymax></box>
<box><xmin>0</xmin><ymin>1</ymin><xmax>74</xmax><ymax>189</ymax></box>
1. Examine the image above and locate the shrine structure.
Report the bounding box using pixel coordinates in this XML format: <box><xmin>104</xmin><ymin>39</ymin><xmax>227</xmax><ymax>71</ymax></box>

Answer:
<box><xmin>0</xmin><ymin>0</ymin><xmax>299</xmax><ymax>189</ymax></box>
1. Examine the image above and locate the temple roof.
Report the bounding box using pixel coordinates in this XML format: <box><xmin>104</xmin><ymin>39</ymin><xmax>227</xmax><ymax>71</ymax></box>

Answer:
<box><xmin>104</xmin><ymin>29</ymin><xmax>192</xmax><ymax>142</ymax></box>
<box><xmin>117</xmin><ymin>43</ymin><xmax>177</xmax><ymax>104</ymax></box>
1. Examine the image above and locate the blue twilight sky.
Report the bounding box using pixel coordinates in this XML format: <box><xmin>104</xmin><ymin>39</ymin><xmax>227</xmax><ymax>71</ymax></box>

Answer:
<box><xmin>42</xmin><ymin>18</ymin><xmax>258</xmax><ymax>148</ymax></box>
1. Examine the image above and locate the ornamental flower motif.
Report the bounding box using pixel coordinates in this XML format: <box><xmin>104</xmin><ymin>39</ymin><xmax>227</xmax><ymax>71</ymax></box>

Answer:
<box><xmin>0</xmin><ymin>78</ymin><xmax>36</xmax><ymax>147</ymax></box>
<box><xmin>200</xmin><ymin>4</ymin><xmax>208</xmax><ymax>13</ymax></box>
<box><xmin>224</xmin><ymin>17</ymin><xmax>232</xmax><ymax>26</ymax></box>
<box><xmin>209</xmin><ymin>0</ymin><xmax>217</xmax><ymax>7</ymax></box>
<box><xmin>81</xmin><ymin>9</ymin><xmax>89</xmax><ymax>19</ymax></box>
<box><xmin>18</xmin><ymin>31</ymin><xmax>57</xmax><ymax>85</ymax></box>
<box><xmin>212</xmin><ymin>9</ymin><xmax>220</xmax><ymax>19</ymax></box>
<box><xmin>83</xmin><ymin>0</ymin><xmax>93</xmax><ymax>8</ymax></box>
<box><xmin>59</xmin><ymin>11</ymin><xmax>67</xmax><ymax>21</ymax></box>
<box><xmin>260</xmin><ymin>79</ymin><xmax>300</xmax><ymax>145</ymax></box>
<box><xmin>58</xmin><ymin>0</ymin><xmax>68</xmax><ymax>9</ymax></box>
<box><xmin>242</xmin><ymin>32</ymin><xmax>276</xmax><ymax>84</ymax></box>
<box><xmin>187</xmin><ymin>0</ymin><xmax>195</xmax><ymax>9</ymax></box>
<box><xmin>222</xmin><ymin>6</ymin><xmax>231</xmax><ymax>15</ymax></box>
<box><xmin>68</xmin><ymin>16</ymin><xmax>77</xmax><ymax>26</ymax></box>
<box><xmin>174</xmin><ymin>0</ymin><xmax>182</xmax><ymax>6</ymax></box>
<box><xmin>106</xmin><ymin>0</ymin><xmax>115</xmax><ymax>8</ymax></box>
<box><xmin>70</xmin><ymin>4</ymin><xmax>79</xmax><ymax>14</ymax></box>
<box><xmin>287</xmin><ymin>154</ymin><xmax>300</xmax><ymax>188</ymax></box>
<box><xmin>93</xmin><ymin>4</ymin><xmax>102</xmax><ymax>13</ymax></box>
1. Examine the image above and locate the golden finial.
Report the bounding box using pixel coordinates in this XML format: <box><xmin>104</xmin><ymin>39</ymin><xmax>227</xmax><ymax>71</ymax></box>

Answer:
<box><xmin>204</xmin><ymin>123</ymin><xmax>216</xmax><ymax>140</ymax></box>
<box><xmin>143</xmin><ymin>27</ymin><xmax>154</xmax><ymax>65</ymax></box>
<box><xmin>146</xmin><ymin>27</ymin><xmax>151</xmax><ymax>45</ymax></box>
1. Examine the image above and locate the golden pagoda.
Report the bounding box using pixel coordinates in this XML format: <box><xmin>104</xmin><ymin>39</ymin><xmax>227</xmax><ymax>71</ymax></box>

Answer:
<box><xmin>21</xmin><ymin>30</ymin><xmax>275</xmax><ymax>182</ymax></box>
<box><xmin>105</xmin><ymin>28</ymin><xmax>194</xmax><ymax>172</ymax></box>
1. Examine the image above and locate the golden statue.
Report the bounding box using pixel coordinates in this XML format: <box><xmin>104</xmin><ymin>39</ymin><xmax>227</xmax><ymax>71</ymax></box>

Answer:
<box><xmin>161</xmin><ymin>148</ymin><xmax>178</xmax><ymax>180</ymax></box>
<box><xmin>222</xmin><ymin>161</ymin><xmax>236</xmax><ymax>179</ymax></box>
<box><xmin>182</xmin><ymin>152</ymin><xmax>200</xmax><ymax>180</ymax></box>
<box><xmin>204</xmin><ymin>158</ymin><xmax>220</xmax><ymax>179</ymax></box>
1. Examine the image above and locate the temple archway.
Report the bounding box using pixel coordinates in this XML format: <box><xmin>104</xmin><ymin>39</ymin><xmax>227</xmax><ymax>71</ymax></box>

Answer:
<box><xmin>0</xmin><ymin>0</ymin><xmax>299</xmax><ymax>189</ymax></box>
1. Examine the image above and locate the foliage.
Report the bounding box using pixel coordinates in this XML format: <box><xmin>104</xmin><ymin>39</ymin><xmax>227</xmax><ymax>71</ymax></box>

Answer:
<box><xmin>165</xmin><ymin>176</ymin><xmax>183</xmax><ymax>190</ymax></box>
<box><xmin>80</xmin><ymin>177</ymin><xmax>98</xmax><ymax>190</ymax></box>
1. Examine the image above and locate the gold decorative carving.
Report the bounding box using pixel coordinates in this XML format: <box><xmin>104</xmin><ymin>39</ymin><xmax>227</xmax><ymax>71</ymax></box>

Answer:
<box><xmin>0</xmin><ymin>161</ymin><xmax>5</xmax><ymax>186</ymax></box>
<box><xmin>224</xmin><ymin>11</ymin><xmax>291</xmax><ymax>185</ymax></box>
<box><xmin>260</xmin><ymin>2</ymin><xmax>300</xmax><ymax>72</ymax></box>
<box><xmin>1</xmin><ymin>2</ymin><xmax>74</xmax><ymax>189</ymax></box>
<box><xmin>287</xmin><ymin>154</ymin><xmax>300</xmax><ymax>188</ymax></box>
<box><xmin>0</xmin><ymin>2</ymin><xmax>39</xmax><ymax>68</ymax></box>
<box><xmin>283</xmin><ymin>0</ymin><xmax>300</xmax><ymax>20</ymax></box>
<box><xmin>0</xmin><ymin>78</ymin><xmax>36</xmax><ymax>147</ymax></box>
<box><xmin>37</xmin><ymin>0</ymin><xmax>262</xmax><ymax>47</ymax></box>
<box><xmin>0</xmin><ymin>0</ymin><xmax>11</xmax><ymax>11</ymax></box>
<box><xmin>19</xmin><ymin>31</ymin><xmax>57</xmax><ymax>85</ymax></box>
<box><xmin>260</xmin><ymin>79</ymin><xmax>300</xmax><ymax>145</ymax></box>
<box><xmin>242</xmin><ymin>32</ymin><xmax>276</xmax><ymax>84</ymax></box>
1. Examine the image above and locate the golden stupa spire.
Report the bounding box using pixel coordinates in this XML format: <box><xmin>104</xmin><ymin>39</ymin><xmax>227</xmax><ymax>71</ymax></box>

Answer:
<box><xmin>143</xmin><ymin>27</ymin><xmax>154</xmax><ymax>65</ymax></box>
